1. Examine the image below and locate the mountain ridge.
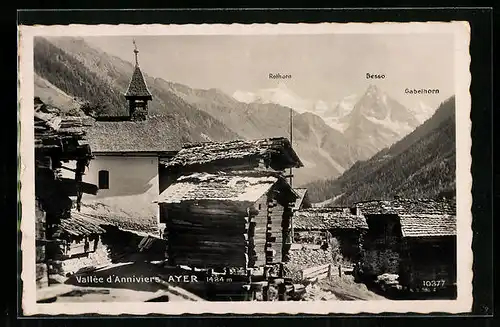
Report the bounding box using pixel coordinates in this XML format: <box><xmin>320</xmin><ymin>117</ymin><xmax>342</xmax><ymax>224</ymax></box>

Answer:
<box><xmin>304</xmin><ymin>96</ymin><xmax>456</xmax><ymax>206</ymax></box>
<box><xmin>34</xmin><ymin>36</ymin><xmax>439</xmax><ymax>186</ymax></box>
<box><xmin>165</xmin><ymin>80</ymin><xmax>367</xmax><ymax>185</ymax></box>
<box><xmin>231</xmin><ymin>83</ymin><xmax>434</xmax><ymax>169</ymax></box>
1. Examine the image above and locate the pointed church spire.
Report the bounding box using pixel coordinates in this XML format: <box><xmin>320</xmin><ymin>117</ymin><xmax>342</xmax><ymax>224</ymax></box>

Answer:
<box><xmin>125</xmin><ymin>39</ymin><xmax>152</xmax><ymax>121</ymax></box>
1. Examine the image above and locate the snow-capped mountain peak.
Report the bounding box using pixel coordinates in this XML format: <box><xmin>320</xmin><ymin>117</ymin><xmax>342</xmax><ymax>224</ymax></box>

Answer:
<box><xmin>365</xmin><ymin>83</ymin><xmax>380</xmax><ymax>96</ymax></box>
<box><xmin>342</xmin><ymin>84</ymin><xmax>422</xmax><ymax>153</ymax></box>
<box><xmin>232</xmin><ymin>90</ymin><xmax>258</xmax><ymax>104</ymax></box>
<box><xmin>232</xmin><ymin>83</ymin><xmax>312</xmax><ymax>113</ymax></box>
<box><xmin>325</xmin><ymin>93</ymin><xmax>359</xmax><ymax>118</ymax></box>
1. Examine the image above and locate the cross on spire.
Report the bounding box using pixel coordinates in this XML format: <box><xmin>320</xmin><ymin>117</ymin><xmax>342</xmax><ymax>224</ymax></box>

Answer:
<box><xmin>133</xmin><ymin>39</ymin><xmax>139</xmax><ymax>66</ymax></box>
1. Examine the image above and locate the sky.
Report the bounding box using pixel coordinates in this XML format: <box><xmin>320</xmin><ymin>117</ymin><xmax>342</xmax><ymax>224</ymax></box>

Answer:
<box><xmin>85</xmin><ymin>33</ymin><xmax>455</xmax><ymax>110</ymax></box>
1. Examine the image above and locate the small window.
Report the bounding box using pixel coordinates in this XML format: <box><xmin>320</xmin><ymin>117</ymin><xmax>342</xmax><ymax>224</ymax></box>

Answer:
<box><xmin>258</xmin><ymin>204</ymin><xmax>262</xmax><ymax>210</ymax></box>
<box><xmin>98</xmin><ymin>170</ymin><xmax>109</xmax><ymax>189</ymax></box>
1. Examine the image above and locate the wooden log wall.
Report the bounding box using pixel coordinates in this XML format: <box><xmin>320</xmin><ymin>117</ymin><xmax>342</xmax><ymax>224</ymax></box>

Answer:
<box><xmin>281</xmin><ymin>205</ymin><xmax>293</xmax><ymax>262</ymax></box>
<box><xmin>266</xmin><ymin>196</ymin><xmax>284</xmax><ymax>264</ymax></box>
<box><xmin>360</xmin><ymin>215</ymin><xmax>402</xmax><ymax>277</ymax></box>
<box><xmin>165</xmin><ymin>202</ymin><xmax>249</xmax><ymax>269</ymax></box>
<box><xmin>248</xmin><ymin>195</ymin><xmax>268</xmax><ymax>267</ymax></box>
<box><xmin>163</xmin><ymin>189</ymin><xmax>294</xmax><ymax>270</ymax></box>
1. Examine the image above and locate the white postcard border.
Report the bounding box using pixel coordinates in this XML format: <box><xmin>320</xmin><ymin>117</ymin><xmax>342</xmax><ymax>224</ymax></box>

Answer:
<box><xmin>19</xmin><ymin>21</ymin><xmax>473</xmax><ymax>315</ymax></box>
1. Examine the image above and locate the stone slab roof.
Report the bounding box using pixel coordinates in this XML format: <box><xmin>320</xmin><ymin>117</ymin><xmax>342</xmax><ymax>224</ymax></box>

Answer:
<box><xmin>293</xmin><ymin>208</ymin><xmax>368</xmax><ymax>230</ymax></box>
<box><xmin>156</xmin><ymin>171</ymin><xmax>282</xmax><ymax>205</ymax></box>
<box><xmin>125</xmin><ymin>65</ymin><xmax>152</xmax><ymax>98</ymax></box>
<box><xmin>399</xmin><ymin>214</ymin><xmax>456</xmax><ymax>238</ymax></box>
<box><xmin>34</xmin><ymin>98</ymin><xmax>87</xmax><ymax>149</ymax></box>
<box><xmin>355</xmin><ymin>198</ymin><xmax>456</xmax><ymax>216</ymax></box>
<box><xmin>163</xmin><ymin>137</ymin><xmax>303</xmax><ymax>170</ymax></box>
<box><xmin>83</xmin><ymin>115</ymin><xmax>183</xmax><ymax>153</ymax></box>
<box><xmin>59</xmin><ymin>211</ymin><xmax>106</xmax><ymax>237</ymax></box>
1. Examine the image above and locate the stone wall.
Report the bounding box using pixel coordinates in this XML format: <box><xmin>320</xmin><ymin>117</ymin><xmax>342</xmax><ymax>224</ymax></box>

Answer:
<box><xmin>60</xmin><ymin>241</ymin><xmax>112</xmax><ymax>275</ymax></box>
<box><xmin>284</xmin><ymin>244</ymin><xmax>334</xmax><ymax>281</ymax></box>
<box><xmin>47</xmin><ymin>238</ymin><xmax>112</xmax><ymax>279</ymax></box>
<box><xmin>294</xmin><ymin>230</ymin><xmax>325</xmax><ymax>245</ymax></box>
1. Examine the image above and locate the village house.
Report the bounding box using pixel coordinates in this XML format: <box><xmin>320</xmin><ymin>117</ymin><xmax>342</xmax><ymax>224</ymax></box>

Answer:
<box><xmin>156</xmin><ymin>170</ymin><xmax>298</xmax><ymax>269</ymax></box>
<box><xmin>292</xmin><ymin>207</ymin><xmax>368</xmax><ymax>263</ymax></box>
<box><xmin>397</xmin><ymin>214</ymin><xmax>457</xmax><ymax>290</ymax></box>
<box><xmin>72</xmin><ymin>44</ymin><xmax>181</xmax><ymax>235</ymax></box>
<box><xmin>156</xmin><ymin>138</ymin><xmax>303</xmax><ymax>269</ymax></box>
<box><xmin>354</xmin><ymin>198</ymin><xmax>456</xmax><ymax>290</ymax></box>
<box><xmin>34</xmin><ymin>98</ymin><xmax>99</xmax><ymax>287</ymax></box>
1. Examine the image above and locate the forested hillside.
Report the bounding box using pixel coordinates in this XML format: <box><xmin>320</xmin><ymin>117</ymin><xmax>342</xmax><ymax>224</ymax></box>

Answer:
<box><xmin>34</xmin><ymin>38</ymin><xmax>124</xmax><ymax>116</ymax></box>
<box><xmin>33</xmin><ymin>37</ymin><xmax>241</xmax><ymax>144</ymax></box>
<box><xmin>304</xmin><ymin>96</ymin><xmax>456</xmax><ymax>206</ymax></box>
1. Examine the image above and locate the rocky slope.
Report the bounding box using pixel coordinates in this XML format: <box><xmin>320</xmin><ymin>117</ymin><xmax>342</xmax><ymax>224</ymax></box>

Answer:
<box><xmin>165</xmin><ymin>82</ymin><xmax>366</xmax><ymax>185</ymax></box>
<box><xmin>341</xmin><ymin>84</ymin><xmax>421</xmax><ymax>156</ymax></box>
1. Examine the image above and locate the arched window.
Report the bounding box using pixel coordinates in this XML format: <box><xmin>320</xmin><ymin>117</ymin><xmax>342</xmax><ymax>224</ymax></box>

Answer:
<box><xmin>98</xmin><ymin>170</ymin><xmax>109</xmax><ymax>189</ymax></box>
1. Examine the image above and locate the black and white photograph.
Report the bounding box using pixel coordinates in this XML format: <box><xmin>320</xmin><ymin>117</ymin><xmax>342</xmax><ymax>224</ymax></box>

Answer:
<box><xmin>19</xmin><ymin>22</ymin><xmax>472</xmax><ymax>315</ymax></box>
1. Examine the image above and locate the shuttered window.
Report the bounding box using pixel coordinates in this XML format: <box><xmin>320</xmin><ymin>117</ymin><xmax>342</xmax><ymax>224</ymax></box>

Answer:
<box><xmin>98</xmin><ymin>170</ymin><xmax>109</xmax><ymax>189</ymax></box>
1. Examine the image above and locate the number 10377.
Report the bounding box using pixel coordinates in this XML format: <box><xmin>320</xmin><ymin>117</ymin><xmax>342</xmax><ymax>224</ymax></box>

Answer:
<box><xmin>422</xmin><ymin>280</ymin><xmax>445</xmax><ymax>287</ymax></box>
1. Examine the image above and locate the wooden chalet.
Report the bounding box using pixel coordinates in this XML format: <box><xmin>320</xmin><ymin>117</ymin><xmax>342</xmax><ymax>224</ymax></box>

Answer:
<box><xmin>156</xmin><ymin>170</ymin><xmax>298</xmax><ymax>270</ymax></box>
<box><xmin>293</xmin><ymin>207</ymin><xmax>368</xmax><ymax>262</ymax></box>
<box><xmin>355</xmin><ymin>198</ymin><xmax>456</xmax><ymax>289</ymax></box>
<box><xmin>34</xmin><ymin>97</ymin><xmax>98</xmax><ymax>287</ymax></box>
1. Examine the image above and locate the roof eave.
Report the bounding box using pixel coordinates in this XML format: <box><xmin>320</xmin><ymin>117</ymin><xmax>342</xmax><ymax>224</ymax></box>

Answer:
<box><xmin>125</xmin><ymin>93</ymin><xmax>152</xmax><ymax>99</ymax></box>
<box><xmin>92</xmin><ymin>150</ymin><xmax>179</xmax><ymax>157</ymax></box>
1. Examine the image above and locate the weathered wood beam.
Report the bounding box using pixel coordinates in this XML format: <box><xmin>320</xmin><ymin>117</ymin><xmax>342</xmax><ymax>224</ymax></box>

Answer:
<box><xmin>54</xmin><ymin>178</ymin><xmax>98</xmax><ymax>196</ymax></box>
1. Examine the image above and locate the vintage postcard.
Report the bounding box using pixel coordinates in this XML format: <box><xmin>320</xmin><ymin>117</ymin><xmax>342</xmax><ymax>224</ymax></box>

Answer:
<box><xmin>18</xmin><ymin>22</ymin><xmax>472</xmax><ymax>315</ymax></box>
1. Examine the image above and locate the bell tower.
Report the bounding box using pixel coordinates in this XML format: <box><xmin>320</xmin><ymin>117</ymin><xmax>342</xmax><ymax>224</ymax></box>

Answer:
<box><xmin>125</xmin><ymin>40</ymin><xmax>152</xmax><ymax>121</ymax></box>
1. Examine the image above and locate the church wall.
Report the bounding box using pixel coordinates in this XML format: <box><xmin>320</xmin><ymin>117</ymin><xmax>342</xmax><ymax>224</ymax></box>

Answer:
<box><xmin>61</xmin><ymin>156</ymin><xmax>160</xmax><ymax>234</ymax></box>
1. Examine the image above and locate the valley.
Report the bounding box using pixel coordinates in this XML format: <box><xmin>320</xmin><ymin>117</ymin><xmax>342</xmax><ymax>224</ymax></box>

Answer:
<box><xmin>33</xmin><ymin>36</ymin><xmax>451</xmax><ymax>188</ymax></box>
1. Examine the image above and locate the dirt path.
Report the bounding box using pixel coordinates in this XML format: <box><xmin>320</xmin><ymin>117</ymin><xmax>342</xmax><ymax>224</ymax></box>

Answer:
<box><xmin>314</xmin><ymin>275</ymin><xmax>387</xmax><ymax>301</ymax></box>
